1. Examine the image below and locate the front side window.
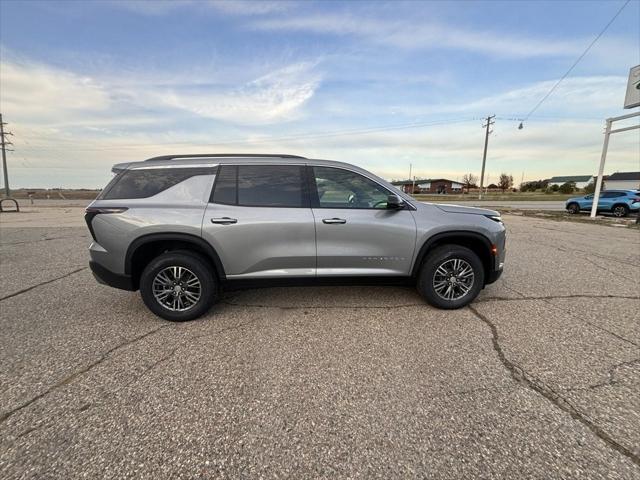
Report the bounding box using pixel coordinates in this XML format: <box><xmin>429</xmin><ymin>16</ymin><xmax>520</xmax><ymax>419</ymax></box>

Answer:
<box><xmin>100</xmin><ymin>168</ymin><xmax>213</xmax><ymax>200</ymax></box>
<box><xmin>211</xmin><ymin>164</ymin><xmax>306</xmax><ymax>207</ymax></box>
<box><xmin>312</xmin><ymin>167</ymin><xmax>391</xmax><ymax>209</ymax></box>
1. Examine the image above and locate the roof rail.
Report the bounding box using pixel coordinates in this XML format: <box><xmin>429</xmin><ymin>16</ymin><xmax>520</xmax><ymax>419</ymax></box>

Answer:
<box><xmin>144</xmin><ymin>153</ymin><xmax>307</xmax><ymax>162</ymax></box>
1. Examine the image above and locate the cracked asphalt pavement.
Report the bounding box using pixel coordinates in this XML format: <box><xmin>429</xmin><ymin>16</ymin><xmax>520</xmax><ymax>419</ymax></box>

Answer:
<box><xmin>0</xmin><ymin>212</ymin><xmax>639</xmax><ymax>479</ymax></box>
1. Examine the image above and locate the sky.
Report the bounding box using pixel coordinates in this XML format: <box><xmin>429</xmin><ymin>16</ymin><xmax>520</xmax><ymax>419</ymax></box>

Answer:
<box><xmin>0</xmin><ymin>0</ymin><xmax>639</xmax><ymax>188</ymax></box>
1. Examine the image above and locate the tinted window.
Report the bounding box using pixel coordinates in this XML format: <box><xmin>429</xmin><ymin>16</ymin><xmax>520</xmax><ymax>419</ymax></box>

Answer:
<box><xmin>602</xmin><ymin>192</ymin><xmax>623</xmax><ymax>198</ymax></box>
<box><xmin>101</xmin><ymin>168</ymin><xmax>213</xmax><ymax>200</ymax></box>
<box><xmin>211</xmin><ymin>165</ymin><xmax>237</xmax><ymax>205</ymax></box>
<box><xmin>313</xmin><ymin>167</ymin><xmax>390</xmax><ymax>209</ymax></box>
<box><xmin>211</xmin><ymin>164</ymin><xmax>306</xmax><ymax>207</ymax></box>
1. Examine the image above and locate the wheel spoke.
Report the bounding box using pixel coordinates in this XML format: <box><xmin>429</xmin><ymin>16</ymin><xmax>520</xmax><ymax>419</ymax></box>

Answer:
<box><xmin>153</xmin><ymin>266</ymin><xmax>202</xmax><ymax>312</ymax></box>
<box><xmin>432</xmin><ymin>258</ymin><xmax>475</xmax><ymax>302</ymax></box>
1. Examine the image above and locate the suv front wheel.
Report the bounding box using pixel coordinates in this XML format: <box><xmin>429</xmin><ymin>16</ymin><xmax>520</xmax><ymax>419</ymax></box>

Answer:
<box><xmin>140</xmin><ymin>251</ymin><xmax>218</xmax><ymax>321</ymax></box>
<box><xmin>417</xmin><ymin>245</ymin><xmax>484</xmax><ymax>309</ymax></box>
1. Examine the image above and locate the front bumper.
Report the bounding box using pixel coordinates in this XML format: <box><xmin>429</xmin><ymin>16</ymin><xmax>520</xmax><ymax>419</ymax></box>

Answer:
<box><xmin>485</xmin><ymin>266</ymin><xmax>503</xmax><ymax>285</ymax></box>
<box><xmin>89</xmin><ymin>261</ymin><xmax>135</xmax><ymax>291</ymax></box>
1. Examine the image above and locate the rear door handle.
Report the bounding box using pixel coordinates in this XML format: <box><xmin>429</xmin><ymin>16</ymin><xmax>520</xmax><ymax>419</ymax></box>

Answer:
<box><xmin>322</xmin><ymin>218</ymin><xmax>347</xmax><ymax>224</ymax></box>
<box><xmin>211</xmin><ymin>217</ymin><xmax>237</xmax><ymax>225</ymax></box>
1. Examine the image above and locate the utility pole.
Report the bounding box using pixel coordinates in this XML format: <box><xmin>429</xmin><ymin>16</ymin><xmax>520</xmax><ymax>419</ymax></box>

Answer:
<box><xmin>478</xmin><ymin>115</ymin><xmax>495</xmax><ymax>200</ymax></box>
<box><xmin>0</xmin><ymin>113</ymin><xmax>14</xmax><ymax>197</ymax></box>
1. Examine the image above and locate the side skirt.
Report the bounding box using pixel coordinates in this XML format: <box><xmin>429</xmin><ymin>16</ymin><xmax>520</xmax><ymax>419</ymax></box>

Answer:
<box><xmin>221</xmin><ymin>276</ymin><xmax>414</xmax><ymax>292</ymax></box>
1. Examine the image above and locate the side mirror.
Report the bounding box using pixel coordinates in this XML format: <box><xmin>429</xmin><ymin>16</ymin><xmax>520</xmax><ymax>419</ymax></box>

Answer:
<box><xmin>387</xmin><ymin>194</ymin><xmax>405</xmax><ymax>209</ymax></box>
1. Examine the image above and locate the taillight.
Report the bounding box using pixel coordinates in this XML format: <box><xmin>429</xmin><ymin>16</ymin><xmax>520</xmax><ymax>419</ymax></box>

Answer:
<box><xmin>631</xmin><ymin>197</ymin><xmax>640</xmax><ymax>203</ymax></box>
<box><xmin>84</xmin><ymin>207</ymin><xmax>128</xmax><ymax>241</ymax></box>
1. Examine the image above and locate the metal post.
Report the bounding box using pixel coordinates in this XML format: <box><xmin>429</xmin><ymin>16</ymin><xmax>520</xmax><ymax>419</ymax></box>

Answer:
<box><xmin>0</xmin><ymin>113</ymin><xmax>9</xmax><ymax>197</ymax></box>
<box><xmin>590</xmin><ymin>119</ymin><xmax>612</xmax><ymax>218</ymax></box>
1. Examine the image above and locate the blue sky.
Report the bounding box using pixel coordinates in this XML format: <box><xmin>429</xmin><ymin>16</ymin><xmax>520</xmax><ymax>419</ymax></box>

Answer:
<box><xmin>1</xmin><ymin>0</ymin><xmax>639</xmax><ymax>188</ymax></box>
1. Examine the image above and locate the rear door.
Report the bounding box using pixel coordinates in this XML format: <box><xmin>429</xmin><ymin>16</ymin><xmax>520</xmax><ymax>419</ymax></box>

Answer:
<box><xmin>201</xmin><ymin>164</ymin><xmax>316</xmax><ymax>278</ymax></box>
<box><xmin>598</xmin><ymin>191</ymin><xmax>622</xmax><ymax>210</ymax></box>
<box><xmin>310</xmin><ymin>165</ymin><xmax>417</xmax><ymax>276</ymax></box>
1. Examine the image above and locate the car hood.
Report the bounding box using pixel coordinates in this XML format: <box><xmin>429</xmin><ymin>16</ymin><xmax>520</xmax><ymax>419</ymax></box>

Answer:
<box><xmin>434</xmin><ymin>203</ymin><xmax>500</xmax><ymax>217</ymax></box>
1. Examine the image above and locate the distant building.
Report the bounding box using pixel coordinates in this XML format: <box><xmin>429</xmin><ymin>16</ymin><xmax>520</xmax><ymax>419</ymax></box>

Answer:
<box><xmin>604</xmin><ymin>171</ymin><xmax>640</xmax><ymax>190</ymax></box>
<box><xmin>548</xmin><ymin>175</ymin><xmax>593</xmax><ymax>189</ymax></box>
<box><xmin>391</xmin><ymin>179</ymin><xmax>464</xmax><ymax>194</ymax></box>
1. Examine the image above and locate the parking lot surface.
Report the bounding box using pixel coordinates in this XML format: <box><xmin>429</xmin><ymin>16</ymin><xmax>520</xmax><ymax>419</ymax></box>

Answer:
<box><xmin>1</xmin><ymin>209</ymin><xmax>639</xmax><ymax>479</ymax></box>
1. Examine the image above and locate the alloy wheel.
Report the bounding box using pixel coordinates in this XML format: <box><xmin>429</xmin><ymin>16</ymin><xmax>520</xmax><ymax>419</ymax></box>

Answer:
<box><xmin>152</xmin><ymin>266</ymin><xmax>202</xmax><ymax>311</ymax></box>
<box><xmin>432</xmin><ymin>258</ymin><xmax>475</xmax><ymax>301</ymax></box>
<box><xmin>613</xmin><ymin>206</ymin><xmax>626</xmax><ymax>217</ymax></box>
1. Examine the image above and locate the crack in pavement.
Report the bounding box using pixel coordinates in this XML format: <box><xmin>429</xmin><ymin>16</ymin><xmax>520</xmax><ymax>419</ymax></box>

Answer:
<box><xmin>0</xmin><ymin>267</ymin><xmax>88</xmax><ymax>302</ymax></box>
<box><xmin>515</xmin><ymin>237</ymin><xmax>640</xmax><ymax>269</ymax></box>
<box><xmin>541</xmin><ymin>299</ymin><xmax>639</xmax><ymax>348</ymax></box>
<box><xmin>564</xmin><ymin>358</ymin><xmax>640</xmax><ymax>392</ymax></box>
<box><xmin>583</xmin><ymin>257</ymin><xmax>637</xmax><ymax>283</ymax></box>
<box><xmin>497</xmin><ymin>284</ymin><xmax>639</xmax><ymax>348</ymax></box>
<box><xmin>0</xmin><ymin>325</ymin><xmax>170</xmax><ymax>425</ymax></box>
<box><xmin>10</xmin><ymin>318</ymin><xmax>259</xmax><ymax>439</ymax></box>
<box><xmin>468</xmin><ymin>305</ymin><xmax>640</xmax><ymax>467</ymax></box>
<box><xmin>221</xmin><ymin>293</ymin><xmax>639</xmax><ymax>311</ymax></box>
<box><xmin>1</xmin><ymin>235</ymin><xmax>88</xmax><ymax>247</ymax></box>
<box><xmin>477</xmin><ymin>293</ymin><xmax>640</xmax><ymax>303</ymax></box>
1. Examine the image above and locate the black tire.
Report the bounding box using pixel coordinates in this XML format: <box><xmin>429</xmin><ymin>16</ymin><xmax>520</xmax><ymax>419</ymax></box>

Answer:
<box><xmin>139</xmin><ymin>251</ymin><xmax>217</xmax><ymax>322</ymax></box>
<box><xmin>612</xmin><ymin>204</ymin><xmax>629</xmax><ymax>217</ymax></box>
<box><xmin>417</xmin><ymin>245</ymin><xmax>484</xmax><ymax>309</ymax></box>
<box><xmin>567</xmin><ymin>203</ymin><xmax>580</xmax><ymax>214</ymax></box>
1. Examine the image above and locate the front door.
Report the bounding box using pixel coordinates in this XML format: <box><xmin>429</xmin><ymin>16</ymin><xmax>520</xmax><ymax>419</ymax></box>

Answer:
<box><xmin>310</xmin><ymin>166</ymin><xmax>417</xmax><ymax>276</ymax></box>
<box><xmin>202</xmin><ymin>164</ymin><xmax>316</xmax><ymax>278</ymax></box>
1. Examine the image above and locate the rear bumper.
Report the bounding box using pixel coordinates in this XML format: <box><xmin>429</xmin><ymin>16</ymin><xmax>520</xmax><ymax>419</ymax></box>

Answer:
<box><xmin>89</xmin><ymin>261</ymin><xmax>135</xmax><ymax>291</ymax></box>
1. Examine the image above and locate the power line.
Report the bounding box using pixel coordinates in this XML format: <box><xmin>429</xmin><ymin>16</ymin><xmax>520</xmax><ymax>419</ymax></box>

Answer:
<box><xmin>522</xmin><ymin>0</ymin><xmax>631</xmax><ymax>121</ymax></box>
<box><xmin>14</xmin><ymin>117</ymin><xmax>479</xmax><ymax>152</ymax></box>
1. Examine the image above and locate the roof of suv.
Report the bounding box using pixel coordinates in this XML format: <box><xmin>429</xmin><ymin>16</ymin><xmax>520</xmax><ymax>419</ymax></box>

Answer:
<box><xmin>113</xmin><ymin>154</ymin><xmax>364</xmax><ymax>172</ymax></box>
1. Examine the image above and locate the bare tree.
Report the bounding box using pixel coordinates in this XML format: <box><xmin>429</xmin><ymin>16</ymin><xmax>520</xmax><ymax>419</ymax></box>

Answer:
<box><xmin>498</xmin><ymin>173</ymin><xmax>514</xmax><ymax>193</ymax></box>
<box><xmin>462</xmin><ymin>173</ymin><xmax>478</xmax><ymax>193</ymax></box>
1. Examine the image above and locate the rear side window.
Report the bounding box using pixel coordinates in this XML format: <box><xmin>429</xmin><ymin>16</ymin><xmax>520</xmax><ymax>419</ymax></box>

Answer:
<box><xmin>211</xmin><ymin>164</ymin><xmax>306</xmax><ymax>207</ymax></box>
<box><xmin>211</xmin><ymin>165</ymin><xmax>237</xmax><ymax>205</ymax></box>
<box><xmin>101</xmin><ymin>168</ymin><xmax>213</xmax><ymax>200</ymax></box>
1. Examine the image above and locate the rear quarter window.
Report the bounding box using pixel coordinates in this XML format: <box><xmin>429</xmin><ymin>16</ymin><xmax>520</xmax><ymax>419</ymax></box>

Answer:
<box><xmin>101</xmin><ymin>168</ymin><xmax>214</xmax><ymax>200</ymax></box>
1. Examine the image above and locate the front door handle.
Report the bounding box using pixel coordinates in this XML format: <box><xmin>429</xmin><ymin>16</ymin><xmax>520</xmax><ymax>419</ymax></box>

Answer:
<box><xmin>322</xmin><ymin>218</ymin><xmax>347</xmax><ymax>224</ymax></box>
<box><xmin>211</xmin><ymin>217</ymin><xmax>237</xmax><ymax>225</ymax></box>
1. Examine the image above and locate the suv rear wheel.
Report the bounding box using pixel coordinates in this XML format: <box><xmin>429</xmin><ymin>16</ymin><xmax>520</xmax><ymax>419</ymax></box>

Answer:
<box><xmin>612</xmin><ymin>204</ymin><xmax>629</xmax><ymax>217</ymax></box>
<box><xmin>417</xmin><ymin>245</ymin><xmax>484</xmax><ymax>309</ymax></box>
<box><xmin>140</xmin><ymin>251</ymin><xmax>217</xmax><ymax>321</ymax></box>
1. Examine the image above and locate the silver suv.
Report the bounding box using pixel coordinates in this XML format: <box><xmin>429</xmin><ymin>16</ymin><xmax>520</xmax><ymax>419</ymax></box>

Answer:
<box><xmin>86</xmin><ymin>154</ymin><xmax>505</xmax><ymax>321</ymax></box>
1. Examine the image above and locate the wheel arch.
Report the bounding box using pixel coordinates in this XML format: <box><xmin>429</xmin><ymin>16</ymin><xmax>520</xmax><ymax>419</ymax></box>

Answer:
<box><xmin>125</xmin><ymin>233</ymin><xmax>226</xmax><ymax>289</ymax></box>
<box><xmin>412</xmin><ymin>231</ymin><xmax>494</xmax><ymax>281</ymax></box>
<box><xmin>612</xmin><ymin>203</ymin><xmax>630</xmax><ymax>213</ymax></box>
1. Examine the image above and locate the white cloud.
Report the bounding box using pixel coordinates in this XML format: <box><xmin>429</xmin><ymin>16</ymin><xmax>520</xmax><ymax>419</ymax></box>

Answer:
<box><xmin>0</xmin><ymin>60</ymin><xmax>112</xmax><ymax>122</ymax></box>
<box><xmin>1</xmin><ymin>57</ymin><xmax>321</xmax><ymax>128</ymax></box>
<box><xmin>2</xmin><ymin>56</ymin><xmax>637</xmax><ymax>188</ymax></box>
<box><xmin>148</xmin><ymin>62</ymin><xmax>321</xmax><ymax>124</ymax></box>
<box><xmin>250</xmin><ymin>13</ymin><xmax>587</xmax><ymax>59</ymax></box>
<box><xmin>111</xmin><ymin>0</ymin><xmax>294</xmax><ymax>16</ymax></box>
<box><xmin>206</xmin><ymin>0</ymin><xmax>294</xmax><ymax>16</ymax></box>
